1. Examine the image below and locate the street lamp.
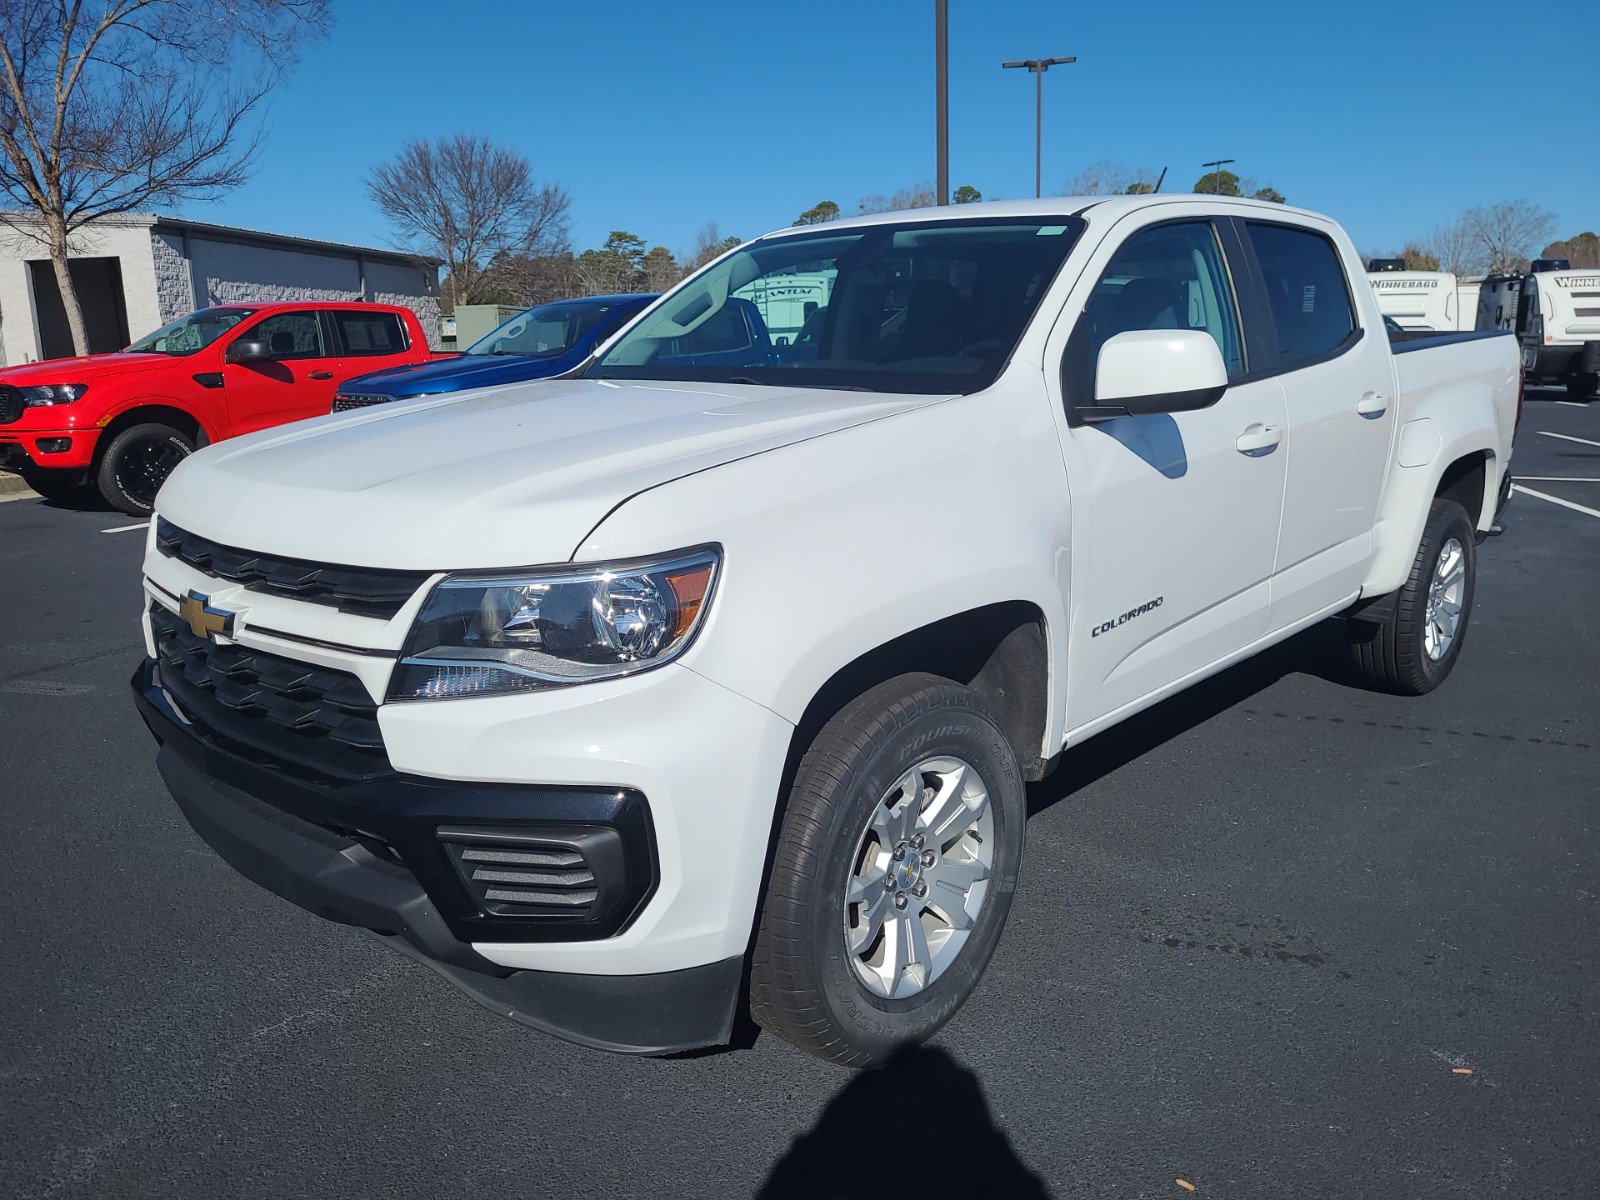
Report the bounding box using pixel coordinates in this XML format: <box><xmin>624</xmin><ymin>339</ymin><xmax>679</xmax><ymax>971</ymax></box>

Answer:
<box><xmin>1002</xmin><ymin>55</ymin><xmax>1077</xmax><ymax>199</ymax></box>
<box><xmin>936</xmin><ymin>0</ymin><xmax>949</xmax><ymax>206</ymax></box>
<box><xmin>1200</xmin><ymin>158</ymin><xmax>1236</xmax><ymax>193</ymax></box>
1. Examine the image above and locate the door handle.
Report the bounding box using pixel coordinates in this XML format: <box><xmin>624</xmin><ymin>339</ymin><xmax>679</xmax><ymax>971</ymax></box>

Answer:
<box><xmin>1235</xmin><ymin>424</ymin><xmax>1282</xmax><ymax>456</ymax></box>
<box><xmin>308</xmin><ymin>370</ymin><xmax>334</xmax><ymax>380</ymax></box>
<box><xmin>1356</xmin><ymin>391</ymin><xmax>1388</xmax><ymax>418</ymax></box>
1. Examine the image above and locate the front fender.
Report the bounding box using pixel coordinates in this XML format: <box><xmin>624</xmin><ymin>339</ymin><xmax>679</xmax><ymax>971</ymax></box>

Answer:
<box><xmin>573</xmin><ymin>383</ymin><xmax>1073</xmax><ymax>762</ymax></box>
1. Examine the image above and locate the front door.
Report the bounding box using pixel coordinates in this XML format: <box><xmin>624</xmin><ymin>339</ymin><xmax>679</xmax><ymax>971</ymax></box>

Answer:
<box><xmin>222</xmin><ymin>310</ymin><xmax>342</xmax><ymax>435</ymax></box>
<box><xmin>1052</xmin><ymin>217</ymin><xmax>1289</xmax><ymax>731</ymax></box>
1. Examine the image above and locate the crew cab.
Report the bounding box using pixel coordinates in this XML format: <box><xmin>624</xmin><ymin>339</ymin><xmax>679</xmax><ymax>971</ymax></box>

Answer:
<box><xmin>0</xmin><ymin>301</ymin><xmax>435</xmax><ymax>514</ymax></box>
<box><xmin>132</xmin><ymin>196</ymin><xmax>1519</xmax><ymax>1067</ymax></box>
<box><xmin>330</xmin><ymin>294</ymin><xmax>656</xmax><ymax>413</ymax></box>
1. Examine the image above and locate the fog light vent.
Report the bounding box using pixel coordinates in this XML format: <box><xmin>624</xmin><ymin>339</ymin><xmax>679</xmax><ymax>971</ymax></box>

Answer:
<box><xmin>438</xmin><ymin>825</ymin><xmax>623</xmax><ymax>919</ymax></box>
<box><xmin>37</xmin><ymin>437</ymin><xmax>72</xmax><ymax>454</ymax></box>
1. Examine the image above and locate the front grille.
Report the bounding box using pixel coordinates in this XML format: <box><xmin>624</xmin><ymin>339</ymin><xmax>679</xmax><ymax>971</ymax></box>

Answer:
<box><xmin>149</xmin><ymin>603</ymin><xmax>390</xmax><ymax>780</ymax></box>
<box><xmin>0</xmin><ymin>386</ymin><xmax>22</xmax><ymax>425</ymax></box>
<box><xmin>438</xmin><ymin>826</ymin><xmax>617</xmax><ymax>920</ymax></box>
<box><xmin>156</xmin><ymin>519</ymin><xmax>427</xmax><ymax>619</ymax></box>
<box><xmin>332</xmin><ymin>393</ymin><xmax>395</xmax><ymax>412</ymax></box>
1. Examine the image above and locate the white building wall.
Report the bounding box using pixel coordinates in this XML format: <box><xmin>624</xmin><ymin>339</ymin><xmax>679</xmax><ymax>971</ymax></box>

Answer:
<box><xmin>0</xmin><ymin>218</ymin><xmax>161</xmax><ymax>365</ymax></box>
<box><xmin>150</xmin><ymin>231</ymin><xmax>196</xmax><ymax>323</ymax></box>
<box><xmin>366</xmin><ymin>259</ymin><xmax>442</xmax><ymax>349</ymax></box>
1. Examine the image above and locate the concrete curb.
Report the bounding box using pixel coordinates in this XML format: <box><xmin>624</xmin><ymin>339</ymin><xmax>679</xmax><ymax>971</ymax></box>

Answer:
<box><xmin>0</xmin><ymin>469</ymin><xmax>38</xmax><ymax>500</ymax></box>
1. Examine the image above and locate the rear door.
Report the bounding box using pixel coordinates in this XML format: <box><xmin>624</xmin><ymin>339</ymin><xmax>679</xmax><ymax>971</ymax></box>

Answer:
<box><xmin>1050</xmin><ymin>215</ymin><xmax>1289</xmax><ymax>730</ymax></box>
<box><xmin>221</xmin><ymin>309</ymin><xmax>343</xmax><ymax>434</ymax></box>
<box><xmin>327</xmin><ymin>308</ymin><xmax>417</xmax><ymax>388</ymax></box>
<box><xmin>1239</xmin><ymin>219</ymin><xmax>1393</xmax><ymax>628</ymax></box>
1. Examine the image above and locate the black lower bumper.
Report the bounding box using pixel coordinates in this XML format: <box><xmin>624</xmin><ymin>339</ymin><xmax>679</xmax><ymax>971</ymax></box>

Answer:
<box><xmin>133</xmin><ymin>659</ymin><xmax>740</xmax><ymax>1054</ymax></box>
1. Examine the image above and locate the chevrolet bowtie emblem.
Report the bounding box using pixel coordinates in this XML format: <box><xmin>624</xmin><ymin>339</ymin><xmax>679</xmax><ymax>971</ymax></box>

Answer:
<box><xmin>178</xmin><ymin>590</ymin><xmax>235</xmax><ymax>641</ymax></box>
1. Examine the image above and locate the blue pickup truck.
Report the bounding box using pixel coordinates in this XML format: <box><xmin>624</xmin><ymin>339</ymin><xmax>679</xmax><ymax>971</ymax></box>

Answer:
<box><xmin>331</xmin><ymin>294</ymin><xmax>657</xmax><ymax>411</ymax></box>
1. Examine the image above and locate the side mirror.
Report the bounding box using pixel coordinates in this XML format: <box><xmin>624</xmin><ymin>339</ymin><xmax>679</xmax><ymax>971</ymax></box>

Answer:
<box><xmin>1084</xmin><ymin>330</ymin><xmax>1227</xmax><ymax>421</ymax></box>
<box><xmin>227</xmin><ymin>338</ymin><xmax>272</xmax><ymax>364</ymax></box>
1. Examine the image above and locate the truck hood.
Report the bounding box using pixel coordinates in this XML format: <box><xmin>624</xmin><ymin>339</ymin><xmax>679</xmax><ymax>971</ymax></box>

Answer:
<box><xmin>0</xmin><ymin>352</ymin><xmax>178</xmax><ymax>384</ymax></box>
<box><xmin>158</xmin><ymin>377</ymin><xmax>944</xmax><ymax>570</ymax></box>
<box><xmin>341</xmin><ymin>351</ymin><xmax>573</xmax><ymax>398</ymax></box>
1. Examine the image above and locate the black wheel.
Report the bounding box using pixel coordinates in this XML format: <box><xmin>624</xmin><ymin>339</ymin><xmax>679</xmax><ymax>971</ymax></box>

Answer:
<box><xmin>16</xmin><ymin>468</ymin><xmax>87</xmax><ymax>503</ymax></box>
<box><xmin>1346</xmin><ymin>498</ymin><xmax>1477</xmax><ymax>695</ymax></box>
<box><xmin>1567</xmin><ymin>371</ymin><xmax>1598</xmax><ymax>400</ymax></box>
<box><xmin>95</xmin><ymin>423</ymin><xmax>193</xmax><ymax>515</ymax></box>
<box><xmin>750</xmin><ymin>673</ymin><xmax>1026</xmax><ymax>1067</ymax></box>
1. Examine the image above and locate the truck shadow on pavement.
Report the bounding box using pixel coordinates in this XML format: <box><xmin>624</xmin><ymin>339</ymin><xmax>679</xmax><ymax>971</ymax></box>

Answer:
<box><xmin>1026</xmin><ymin>621</ymin><xmax>1350</xmax><ymax>818</ymax></box>
<box><xmin>755</xmin><ymin>1044</ymin><xmax>1052</xmax><ymax>1199</ymax></box>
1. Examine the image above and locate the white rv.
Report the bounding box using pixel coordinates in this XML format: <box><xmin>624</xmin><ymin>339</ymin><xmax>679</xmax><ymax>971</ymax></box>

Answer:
<box><xmin>1476</xmin><ymin>274</ymin><xmax>1523</xmax><ymax>332</ymax></box>
<box><xmin>1516</xmin><ymin>265</ymin><xmax>1600</xmax><ymax>397</ymax></box>
<box><xmin>1367</xmin><ymin>270</ymin><xmax>1471</xmax><ymax>331</ymax></box>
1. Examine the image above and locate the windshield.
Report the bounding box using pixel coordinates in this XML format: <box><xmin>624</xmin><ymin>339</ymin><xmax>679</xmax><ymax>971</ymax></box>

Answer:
<box><xmin>586</xmin><ymin>217</ymin><xmax>1082</xmax><ymax>394</ymax></box>
<box><xmin>466</xmin><ymin>299</ymin><xmax>632</xmax><ymax>358</ymax></box>
<box><xmin>127</xmin><ymin>307</ymin><xmax>255</xmax><ymax>356</ymax></box>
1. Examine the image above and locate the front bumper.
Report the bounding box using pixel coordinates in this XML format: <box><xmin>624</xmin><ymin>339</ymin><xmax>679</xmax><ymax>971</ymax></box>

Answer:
<box><xmin>0</xmin><ymin>424</ymin><xmax>100</xmax><ymax>471</ymax></box>
<box><xmin>132</xmin><ymin>659</ymin><xmax>746</xmax><ymax>1054</ymax></box>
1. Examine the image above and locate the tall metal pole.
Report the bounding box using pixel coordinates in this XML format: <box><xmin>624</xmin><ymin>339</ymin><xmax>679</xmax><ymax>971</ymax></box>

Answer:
<box><xmin>935</xmin><ymin>0</ymin><xmax>949</xmax><ymax>206</ymax></box>
<box><xmin>1034</xmin><ymin>67</ymin><xmax>1042</xmax><ymax>199</ymax></box>
<box><xmin>1201</xmin><ymin>158</ymin><xmax>1235</xmax><ymax>194</ymax></box>
<box><xmin>1003</xmin><ymin>56</ymin><xmax>1076</xmax><ymax>200</ymax></box>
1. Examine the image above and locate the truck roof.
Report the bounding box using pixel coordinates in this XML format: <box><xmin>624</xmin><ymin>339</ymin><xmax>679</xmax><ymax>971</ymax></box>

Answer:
<box><xmin>762</xmin><ymin>193</ymin><xmax>1328</xmax><ymax>240</ymax></box>
<box><xmin>195</xmin><ymin>300</ymin><xmax>419</xmax><ymax>312</ymax></box>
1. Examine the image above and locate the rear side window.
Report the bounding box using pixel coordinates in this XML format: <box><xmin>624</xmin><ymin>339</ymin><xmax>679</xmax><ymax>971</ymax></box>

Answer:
<box><xmin>1246</xmin><ymin>223</ymin><xmax>1356</xmax><ymax>368</ymax></box>
<box><xmin>333</xmin><ymin>311</ymin><xmax>408</xmax><ymax>356</ymax></box>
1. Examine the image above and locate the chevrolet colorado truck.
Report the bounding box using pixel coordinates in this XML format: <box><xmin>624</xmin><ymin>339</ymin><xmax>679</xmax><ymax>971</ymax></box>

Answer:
<box><xmin>0</xmin><ymin>301</ymin><xmax>435</xmax><ymax>514</ymax></box>
<box><xmin>132</xmin><ymin>196</ymin><xmax>1519</xmax><ymax>1066</ymax></box>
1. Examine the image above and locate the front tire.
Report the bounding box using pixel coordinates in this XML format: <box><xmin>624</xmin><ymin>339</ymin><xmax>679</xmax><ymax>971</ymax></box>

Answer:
<box><xmin>95</xmin><ymin>422</ymin><xmax>193</xmax><ymax>515</ymax></box>
<box><xmin>1567</xmin><ymin>371</ymin><xmax>1598</xmax><ymax>400</ymax></box>
<box><xmin>750</xmin><ymin>674</ymin><xmax>1026</xmax><ymax>1067</ymax></box>
<box><xmin>1346</xmin><ymin>498</ymin><xmax>1477</xmax><ymax>695</ymax></box>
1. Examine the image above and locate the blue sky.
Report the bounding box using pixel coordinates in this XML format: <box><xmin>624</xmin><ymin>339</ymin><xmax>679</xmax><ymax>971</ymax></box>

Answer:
<box><xmin>202</xmin><ymin>0</ymin><xmax>1598</xmax><ymax>260</ymax></box>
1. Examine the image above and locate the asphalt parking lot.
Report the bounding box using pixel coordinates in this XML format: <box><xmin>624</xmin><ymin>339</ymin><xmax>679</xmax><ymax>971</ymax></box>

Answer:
<box><xmin>2</xmin><ymin>393</ymin><xmax>1597</xmax><ymax>1199</ymax></box>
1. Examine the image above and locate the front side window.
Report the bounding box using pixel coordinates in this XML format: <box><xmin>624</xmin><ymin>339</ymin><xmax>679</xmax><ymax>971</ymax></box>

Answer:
<box><xmin>587</xmin><ymin>217</ymin><xmax>1083</xmax><ymax>395</ymax></box>
<box><xmin>1081</xmin><ymin>221</ymin><xmax>1245</xmax><ymax>377</ymax></box>
<box><xmin>467</xmin><ymin>300</ymin><xmax>624</xmax><ymax>358</ymax></box>
<box><xmin>334</xmin><ymin>311</ymin><xmax>406</xmax><ymax>356</ymax></box>
<box><xmin>128</xmin><ymin>307</ymin><xmax>255</xmax><ymax>356</ymax></box>
<box><xmin>1246</xmin><ymin>223</ymin><xmax>1357</xmax><ymax>368</ymax></box>
<box><xmin>246</xmin><ymin>311</ymin><xmax>325</xmax><ymax>360</ymax></box>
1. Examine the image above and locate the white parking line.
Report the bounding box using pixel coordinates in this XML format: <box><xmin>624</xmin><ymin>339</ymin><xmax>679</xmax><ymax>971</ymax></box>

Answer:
<box><xmin>100</xmin><ymin>522</ymin><xmax>149</xmax><ymax>534</ymax></box>
<box><xmin>1516</xmin><ymin>476</ymin><xmax>1600</xmax><ymax>483</ymax></box>
<box><xmin>1539</xmin><ymin>431</ymin><xmax>1600</xmax><ymax>449</ymax></box>
<box><xmin>1513</xmin><ymin>485</ymin><xmax>1600</xmax><ymax>520</ymax></box>
<box><xmin>1555</xmin><ymin>401</ymin><xmax>1589</xmax><ymax>409</ymax></box>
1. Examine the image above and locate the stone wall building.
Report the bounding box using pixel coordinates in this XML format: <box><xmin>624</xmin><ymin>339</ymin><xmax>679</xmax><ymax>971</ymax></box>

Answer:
<box><xmin>0</xmin><ymin>214</ymin><xmax>440</xmax><ymax>365</ymax></box>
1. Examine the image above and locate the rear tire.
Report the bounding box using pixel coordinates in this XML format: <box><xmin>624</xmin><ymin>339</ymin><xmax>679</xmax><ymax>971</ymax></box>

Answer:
<box><xmin>1567</xmin><ymin>371</ymin><xmax>1598</xmax><ymax>400</ymax></box>
<box><xmin>95</xmin><ymin>422</ymin><xmax>193</xmax><ymax>516</ymax></box>
<box><xmin>750</xmin><ymin>673</ymin><xmax>1026</xmax><ymax>1067</ymax></box>
<box><xmin>1345</xmin><ymin>498</ymin><xmax>1477</xmax><ymax>695</ymax></box>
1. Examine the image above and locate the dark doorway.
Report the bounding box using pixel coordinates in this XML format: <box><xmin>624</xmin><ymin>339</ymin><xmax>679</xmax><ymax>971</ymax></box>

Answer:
<box><xmin>28</xmin><ymin>256</ymin><xmax>131</xmax><ymax>359</ymax></box>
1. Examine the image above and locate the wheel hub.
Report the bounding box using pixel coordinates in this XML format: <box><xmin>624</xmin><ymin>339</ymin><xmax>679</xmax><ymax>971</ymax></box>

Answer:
<box><xmin>1423</xmin><ymin>537</ymin><xmax>1466</xmax><ymax>662</ymax></box>
<box><xmin>841</xmin><ymin>756</ymin><xmax>995</xmax><ymax>999</ymax></box>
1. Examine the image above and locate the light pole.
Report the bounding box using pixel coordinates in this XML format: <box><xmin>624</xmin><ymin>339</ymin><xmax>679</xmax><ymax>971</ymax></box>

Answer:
<box><xmin>936</xmin><ymin>0</ymin><xmax>948</xmax><ymax>205</ymax></box>
<box><xmin>1200</xmin><ymin>158</ymin><xmax>1235</xmax><ymax>193</ymax></box>
<box><xmin>1002</xmin><ymin>55</ymin><xmax>1076</xmax><ymax>199</ymax></box>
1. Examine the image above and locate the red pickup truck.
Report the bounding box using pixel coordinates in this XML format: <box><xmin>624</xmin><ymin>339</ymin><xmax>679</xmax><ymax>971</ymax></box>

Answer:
<box><xmin>0</xmin><ymin>301</ymin><xmax>437</xmax><ymax>514</ymax></box>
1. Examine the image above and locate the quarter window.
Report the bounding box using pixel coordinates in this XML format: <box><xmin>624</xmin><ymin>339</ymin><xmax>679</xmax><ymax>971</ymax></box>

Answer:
<box><xmin>1246</xmin><ymin>223</ymin><xmax>1357</xmax><ymax>368</ymax></box>
<box><xmin>247</xmin><ymin>311</ymin><xmax>325</xmax><ymax>360</ymax></box>
<box><xmin>1082</xmin><ymin>221</ymin><xmax>1245</xmax><ymax>378</ymax></box>
<box><xmin>333</xmin><ymin>310</ymin><xmax>407</xmax><ymax>356</ymax></box>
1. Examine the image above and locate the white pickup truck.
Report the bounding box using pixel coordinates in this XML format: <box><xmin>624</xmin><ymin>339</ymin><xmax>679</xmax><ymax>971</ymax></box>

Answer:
<box><xmin>132</xmin><ymin>195</ymin><xmax>1520</xmax><ymax>1067</ymax></box>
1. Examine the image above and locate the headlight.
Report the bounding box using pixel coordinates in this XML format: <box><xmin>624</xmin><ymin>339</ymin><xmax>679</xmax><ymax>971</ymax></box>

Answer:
<box><xmin>22</xmin><ymin>383</ymin><xmax>89</xmax><ymax>406</ymax></box>
<box><xmin>388</xmin><ymin>547</ymin><xmax>720</xmax><ymax>701</ymax></box>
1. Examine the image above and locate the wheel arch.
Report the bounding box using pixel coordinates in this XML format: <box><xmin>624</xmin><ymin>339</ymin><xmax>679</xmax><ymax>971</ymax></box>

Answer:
<box><xmin>92</xmin><ymin>401</ymin><xmax>213</xmax><ymax>464</ymax></box>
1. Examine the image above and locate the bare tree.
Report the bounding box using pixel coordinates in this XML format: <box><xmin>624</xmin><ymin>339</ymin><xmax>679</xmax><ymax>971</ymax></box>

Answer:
<box><xmin>1463</xmin><ymin>200</ymin><xmax>1557</xmax><ymax>275</ymax></box>
<box><xmin>1062</xmin><ymin>161</ymin><xmax>1157</xmax><ymax>196</ymax></box>
<box><xmin>684</xmin><ymin>221</ymin><xmax>740</xmax><ymax>272</ymax></box>
<box><xmin>368</xmin><ymin>134</ymin><xmax>570</xmax><ymax>308</ymax></box>
<box><xmin>857</xmin><ymin>184</ymin><xmax>936</xmax><ymax>215</ymax></box>
<box><xmin>1424</xmin><ymin>216</ymin><xmax>1486</xmax><ymax>277</ymax></box>
<box><xmin>0</xmin><ymin>0</ymin><xmax>330</xmax><ymax>354</ymax></box>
